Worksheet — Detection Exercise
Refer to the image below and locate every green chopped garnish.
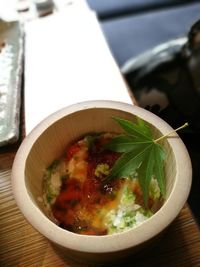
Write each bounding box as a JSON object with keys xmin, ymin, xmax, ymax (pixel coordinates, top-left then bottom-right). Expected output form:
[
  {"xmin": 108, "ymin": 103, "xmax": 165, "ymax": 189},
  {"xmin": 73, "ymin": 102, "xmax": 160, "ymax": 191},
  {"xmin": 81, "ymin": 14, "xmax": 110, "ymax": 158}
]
[
  {"xmin": 95, "ymin": 163, "xmax": 110, "ymax": 177},
  {"xmin": 61, "ymin": 174, "xmax": 68, "ymax": 180},
  {"xmin": 85, "ymin": 134, "xmax": 99, "ymax": 149},
  {"xmin": 48, "ymin": 160, "xmax": 60, "ymax": 172},
  {"xmin": 120, "ymin": 185, "xmax": 135, "ymax": 205},
  {"xmin": 46, "ymin": 192, "xmax": 55, "ymax": 203}
]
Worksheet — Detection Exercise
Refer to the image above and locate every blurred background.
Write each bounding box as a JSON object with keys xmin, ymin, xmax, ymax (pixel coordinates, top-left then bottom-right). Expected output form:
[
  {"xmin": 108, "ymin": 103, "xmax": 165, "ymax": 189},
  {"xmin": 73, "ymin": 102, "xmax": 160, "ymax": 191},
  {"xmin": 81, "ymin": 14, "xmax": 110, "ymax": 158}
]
[
  {"xmin": 94, "ymin": 0, "xmax": 200, "ymax": 224},
  {"xmin": 1, "ymin": 0, "xmax": 200, "ymax": 224}
]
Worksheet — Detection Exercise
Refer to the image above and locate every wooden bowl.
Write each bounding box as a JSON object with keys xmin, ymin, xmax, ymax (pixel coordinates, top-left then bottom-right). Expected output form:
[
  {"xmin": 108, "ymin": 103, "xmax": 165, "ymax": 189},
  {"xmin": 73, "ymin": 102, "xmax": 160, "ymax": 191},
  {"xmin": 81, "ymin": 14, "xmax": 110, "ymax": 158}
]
[{"xmin": 11, "ymin": 100, "xmax": 192, "ymax": 264}]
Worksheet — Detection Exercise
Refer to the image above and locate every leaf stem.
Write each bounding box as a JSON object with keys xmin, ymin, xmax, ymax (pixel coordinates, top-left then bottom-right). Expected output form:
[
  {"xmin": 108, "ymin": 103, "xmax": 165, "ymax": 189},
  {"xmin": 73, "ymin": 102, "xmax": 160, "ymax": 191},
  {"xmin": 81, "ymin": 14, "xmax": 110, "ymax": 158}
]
[{"xmin": 154, "ymin": 123, "xmax": 189, "ymax": 143}]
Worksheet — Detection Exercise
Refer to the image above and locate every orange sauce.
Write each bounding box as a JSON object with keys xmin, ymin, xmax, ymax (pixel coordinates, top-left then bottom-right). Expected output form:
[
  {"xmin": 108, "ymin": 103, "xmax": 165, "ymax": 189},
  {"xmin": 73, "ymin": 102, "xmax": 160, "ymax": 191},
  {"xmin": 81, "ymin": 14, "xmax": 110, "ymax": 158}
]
[
  {"xmin": 48, "ymin": 134, "xmax": 161, "ymax": 235},
  {"xmin": 52, "ymin": 134, "xmax": 124, "ymax": 235}
]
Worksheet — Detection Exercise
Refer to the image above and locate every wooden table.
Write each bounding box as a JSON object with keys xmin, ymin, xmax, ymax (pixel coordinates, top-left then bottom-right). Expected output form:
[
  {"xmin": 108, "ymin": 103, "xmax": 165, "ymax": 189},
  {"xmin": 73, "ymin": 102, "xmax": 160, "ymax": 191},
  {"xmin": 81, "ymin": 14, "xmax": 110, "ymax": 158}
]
[
  {"xmin": 0, "ymin": 109, "xmax": 200, "ymax": 267},
  {"xmin": 0, "ymin": 7, "xmax": 200, "ymax": 265}
]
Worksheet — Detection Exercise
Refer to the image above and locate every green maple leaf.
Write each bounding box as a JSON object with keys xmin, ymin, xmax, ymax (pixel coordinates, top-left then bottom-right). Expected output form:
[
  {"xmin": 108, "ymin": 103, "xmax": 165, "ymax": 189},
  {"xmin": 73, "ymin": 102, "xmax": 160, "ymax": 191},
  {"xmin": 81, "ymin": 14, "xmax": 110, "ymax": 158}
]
[{"xmin": 105, "ymin": 117, "xmax": 188, "ymax": 206}]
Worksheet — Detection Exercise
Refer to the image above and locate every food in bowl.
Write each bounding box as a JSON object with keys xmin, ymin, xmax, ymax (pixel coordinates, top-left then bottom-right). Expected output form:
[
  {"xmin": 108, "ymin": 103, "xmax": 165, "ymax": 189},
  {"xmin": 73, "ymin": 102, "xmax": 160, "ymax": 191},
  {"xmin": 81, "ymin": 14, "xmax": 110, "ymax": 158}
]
[
  {"xmin": 12, "ymin": 101, "xmax": 192, "ymax": 263},
  {"xmin": 43, "ymin": 117, "xmax": 167, "ymax": 235}
]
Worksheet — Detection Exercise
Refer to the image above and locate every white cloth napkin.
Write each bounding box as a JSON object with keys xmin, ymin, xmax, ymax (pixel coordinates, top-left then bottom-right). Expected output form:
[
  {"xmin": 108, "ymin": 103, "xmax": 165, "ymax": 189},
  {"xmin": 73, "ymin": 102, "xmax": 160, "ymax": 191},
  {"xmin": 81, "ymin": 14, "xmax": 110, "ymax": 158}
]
[{"xmin": 25, "ymin": 3, "xmax": 133, "ymax": 133}]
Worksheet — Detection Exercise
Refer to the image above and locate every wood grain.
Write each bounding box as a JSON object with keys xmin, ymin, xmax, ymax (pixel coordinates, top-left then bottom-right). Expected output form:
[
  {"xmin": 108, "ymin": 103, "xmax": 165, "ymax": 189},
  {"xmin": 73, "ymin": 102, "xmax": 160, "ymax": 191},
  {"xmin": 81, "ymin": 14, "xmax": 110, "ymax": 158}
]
[
  {"xmin": 0, "ymin": 140, "xmax": 200, "ymax": 267},
  {"xmin": 0, "ymin": 12, "xmax": 199, "ymax": 263}
]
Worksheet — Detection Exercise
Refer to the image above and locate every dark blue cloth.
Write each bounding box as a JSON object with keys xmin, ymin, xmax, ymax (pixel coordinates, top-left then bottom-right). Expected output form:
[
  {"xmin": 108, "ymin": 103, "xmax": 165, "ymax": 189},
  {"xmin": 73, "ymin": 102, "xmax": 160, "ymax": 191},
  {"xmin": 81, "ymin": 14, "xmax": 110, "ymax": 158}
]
[
  {"xmin": 101, "ymin": 2, "xmax": 200, "ymax": 66},
  {"xmin": 87, "ymin": 0, "xmax": 200, "ymax": 19},
  {"xmin": 88, "ymin": 0, "xmax": 200, "ymax": 223}
]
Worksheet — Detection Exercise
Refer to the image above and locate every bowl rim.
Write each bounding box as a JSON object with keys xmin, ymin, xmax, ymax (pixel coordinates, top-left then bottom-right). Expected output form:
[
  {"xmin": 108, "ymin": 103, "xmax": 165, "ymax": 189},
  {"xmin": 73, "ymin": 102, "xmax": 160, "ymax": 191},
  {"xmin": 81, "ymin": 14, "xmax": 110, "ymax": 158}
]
[{"xmin": 11, "ymin": 100, "xmax": 192, "ymax": 253}]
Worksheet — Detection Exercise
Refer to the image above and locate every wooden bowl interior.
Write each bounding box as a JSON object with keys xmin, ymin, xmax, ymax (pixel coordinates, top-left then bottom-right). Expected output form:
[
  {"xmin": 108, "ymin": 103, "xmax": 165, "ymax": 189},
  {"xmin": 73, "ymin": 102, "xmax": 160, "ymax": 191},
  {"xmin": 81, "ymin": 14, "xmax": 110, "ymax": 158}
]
[{"xmin": 25, "ymin": 108, "xmax": 176, "ymax": 218}]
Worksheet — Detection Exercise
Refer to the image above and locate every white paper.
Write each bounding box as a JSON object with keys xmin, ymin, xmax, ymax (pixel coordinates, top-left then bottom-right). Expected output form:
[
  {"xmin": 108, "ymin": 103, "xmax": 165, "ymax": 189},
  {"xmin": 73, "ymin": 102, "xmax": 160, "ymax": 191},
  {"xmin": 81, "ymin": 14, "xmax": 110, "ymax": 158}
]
[{"xmin": 25, "ymin": 4, "xmax": 133, "ymax": 133}]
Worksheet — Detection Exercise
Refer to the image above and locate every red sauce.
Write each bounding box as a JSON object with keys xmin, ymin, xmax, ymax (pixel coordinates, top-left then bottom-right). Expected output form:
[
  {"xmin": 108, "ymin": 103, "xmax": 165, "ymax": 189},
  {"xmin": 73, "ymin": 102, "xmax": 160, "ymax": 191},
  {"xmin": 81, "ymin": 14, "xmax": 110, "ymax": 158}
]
[{"xmin": 52, "ymin": 134, "xmax": 122, "ymax": 235}]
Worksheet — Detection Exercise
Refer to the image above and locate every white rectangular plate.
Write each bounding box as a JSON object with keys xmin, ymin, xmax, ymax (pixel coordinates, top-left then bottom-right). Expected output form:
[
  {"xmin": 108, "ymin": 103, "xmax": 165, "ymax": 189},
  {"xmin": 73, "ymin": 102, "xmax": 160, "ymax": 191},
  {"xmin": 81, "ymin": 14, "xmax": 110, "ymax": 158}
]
[{"xmin": 0, "ymin": 20, "xmax": 23, "ymax": 147}]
